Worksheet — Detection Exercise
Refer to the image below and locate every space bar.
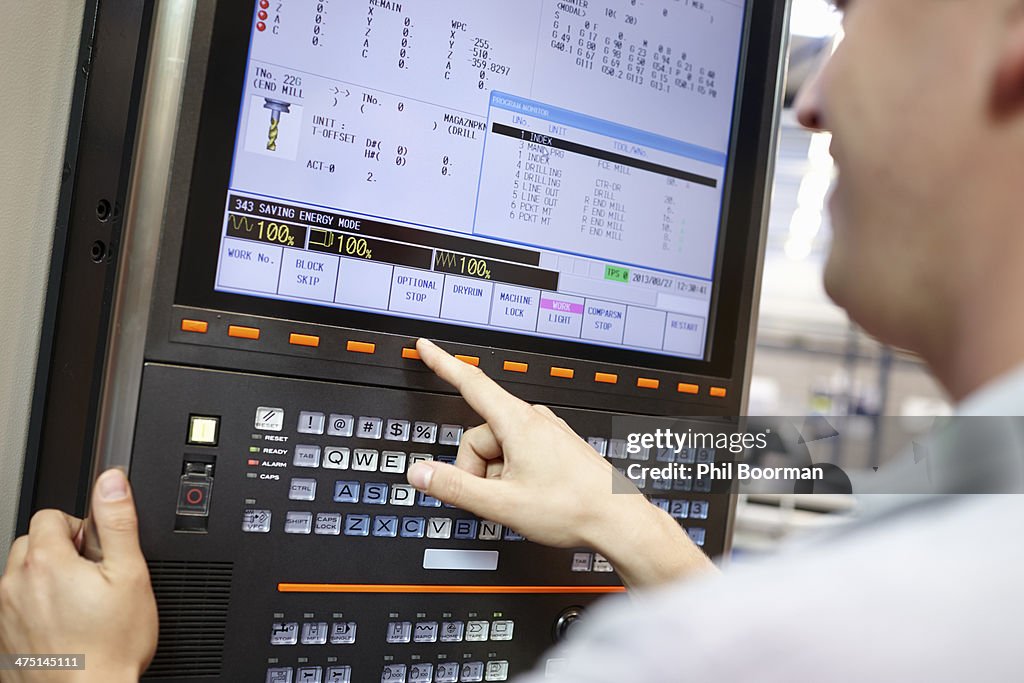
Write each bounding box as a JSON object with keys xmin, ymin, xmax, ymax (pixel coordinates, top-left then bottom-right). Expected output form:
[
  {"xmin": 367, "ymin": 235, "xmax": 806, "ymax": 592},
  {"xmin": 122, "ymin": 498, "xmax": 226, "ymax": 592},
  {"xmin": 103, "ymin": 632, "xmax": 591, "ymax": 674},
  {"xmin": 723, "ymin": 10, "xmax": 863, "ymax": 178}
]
[{"xmin": 423, "ymin": 549, "xmax": 499, "ymax": 571}]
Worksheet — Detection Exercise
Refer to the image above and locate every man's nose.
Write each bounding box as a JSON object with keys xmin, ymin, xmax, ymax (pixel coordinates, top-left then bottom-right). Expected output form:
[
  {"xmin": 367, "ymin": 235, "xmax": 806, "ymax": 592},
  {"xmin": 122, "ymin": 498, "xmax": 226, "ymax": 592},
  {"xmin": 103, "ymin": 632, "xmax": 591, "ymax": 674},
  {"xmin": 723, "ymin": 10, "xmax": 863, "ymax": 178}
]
[{"xmin": 794, "ymin": 57, "xmax": 830, "ymax": 132}]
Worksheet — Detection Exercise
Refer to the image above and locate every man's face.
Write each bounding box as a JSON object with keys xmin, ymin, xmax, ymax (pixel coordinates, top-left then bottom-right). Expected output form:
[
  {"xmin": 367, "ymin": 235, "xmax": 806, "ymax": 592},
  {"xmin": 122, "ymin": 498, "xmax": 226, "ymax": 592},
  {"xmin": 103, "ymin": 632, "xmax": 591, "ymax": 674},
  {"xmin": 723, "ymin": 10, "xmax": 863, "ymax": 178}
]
[{"xmin": 796, "ymin": 0, "xmax": 1013, "ymax": 353}]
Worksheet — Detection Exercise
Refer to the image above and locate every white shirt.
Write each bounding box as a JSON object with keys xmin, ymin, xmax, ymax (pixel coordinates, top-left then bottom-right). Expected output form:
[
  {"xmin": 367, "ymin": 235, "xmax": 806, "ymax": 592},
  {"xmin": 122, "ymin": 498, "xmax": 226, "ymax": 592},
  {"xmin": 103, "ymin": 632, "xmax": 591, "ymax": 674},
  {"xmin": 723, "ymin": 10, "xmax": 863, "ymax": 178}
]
[{"xmin": 516, "ymin": 368, "xmax": 1024, "ymax": 682}]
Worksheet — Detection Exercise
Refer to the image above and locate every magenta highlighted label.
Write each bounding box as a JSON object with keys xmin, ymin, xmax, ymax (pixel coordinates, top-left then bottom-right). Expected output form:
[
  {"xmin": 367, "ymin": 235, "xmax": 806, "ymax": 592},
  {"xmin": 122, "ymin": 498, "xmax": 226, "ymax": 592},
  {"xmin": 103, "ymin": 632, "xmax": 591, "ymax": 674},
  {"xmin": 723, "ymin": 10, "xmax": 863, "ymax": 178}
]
[{"xmin": 540, "ymin": 298, "xmax": 584, "ymax": 314}]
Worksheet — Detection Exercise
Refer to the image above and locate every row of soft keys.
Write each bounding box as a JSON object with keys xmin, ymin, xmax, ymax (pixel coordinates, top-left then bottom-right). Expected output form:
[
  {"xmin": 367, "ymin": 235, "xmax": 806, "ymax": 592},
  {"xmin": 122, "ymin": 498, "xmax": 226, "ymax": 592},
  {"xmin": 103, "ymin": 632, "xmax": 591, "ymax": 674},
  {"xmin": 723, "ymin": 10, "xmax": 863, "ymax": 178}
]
[{"xmin": 265, "ymin": 659, "xmax": 510, "ymax": 682}]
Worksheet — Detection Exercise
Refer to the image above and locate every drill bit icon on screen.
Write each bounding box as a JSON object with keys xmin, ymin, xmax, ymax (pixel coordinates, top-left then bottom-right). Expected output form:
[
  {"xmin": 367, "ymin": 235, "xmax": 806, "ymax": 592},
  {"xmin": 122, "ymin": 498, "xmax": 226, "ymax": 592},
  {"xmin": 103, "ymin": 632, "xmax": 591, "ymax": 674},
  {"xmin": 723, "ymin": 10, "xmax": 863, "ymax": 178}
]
[{"xmin": 263, "ymin": 98, "xmax": 291, "ymax": 151}]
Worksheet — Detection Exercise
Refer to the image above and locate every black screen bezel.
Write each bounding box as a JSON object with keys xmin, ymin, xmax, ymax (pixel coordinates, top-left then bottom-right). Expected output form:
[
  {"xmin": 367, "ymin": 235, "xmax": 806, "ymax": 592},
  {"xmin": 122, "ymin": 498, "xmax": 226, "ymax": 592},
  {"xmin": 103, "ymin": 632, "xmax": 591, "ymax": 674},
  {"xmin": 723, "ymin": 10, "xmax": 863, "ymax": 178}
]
[{"xmin": 175, "ymin": 0, "xmax": 776, "ymax": 378}]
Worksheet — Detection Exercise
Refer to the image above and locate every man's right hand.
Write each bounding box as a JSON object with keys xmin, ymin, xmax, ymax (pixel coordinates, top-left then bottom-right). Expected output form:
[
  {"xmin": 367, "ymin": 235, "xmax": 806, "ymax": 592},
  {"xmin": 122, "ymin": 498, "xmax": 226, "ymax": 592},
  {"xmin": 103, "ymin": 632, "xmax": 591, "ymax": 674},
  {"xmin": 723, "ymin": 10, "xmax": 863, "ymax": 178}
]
[{"xmin": 406, "ymin": 339, "xmax": 716, "ymax": 588}]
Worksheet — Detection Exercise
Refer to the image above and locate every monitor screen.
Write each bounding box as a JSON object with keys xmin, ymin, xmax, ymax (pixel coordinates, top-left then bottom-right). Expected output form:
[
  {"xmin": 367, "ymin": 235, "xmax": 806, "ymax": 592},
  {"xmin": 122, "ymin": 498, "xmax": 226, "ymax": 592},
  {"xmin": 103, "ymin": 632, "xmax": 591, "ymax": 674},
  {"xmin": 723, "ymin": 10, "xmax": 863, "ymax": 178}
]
[{"xmin": 210, "ymin": 0, "xmax": 748, "ymax": 362}]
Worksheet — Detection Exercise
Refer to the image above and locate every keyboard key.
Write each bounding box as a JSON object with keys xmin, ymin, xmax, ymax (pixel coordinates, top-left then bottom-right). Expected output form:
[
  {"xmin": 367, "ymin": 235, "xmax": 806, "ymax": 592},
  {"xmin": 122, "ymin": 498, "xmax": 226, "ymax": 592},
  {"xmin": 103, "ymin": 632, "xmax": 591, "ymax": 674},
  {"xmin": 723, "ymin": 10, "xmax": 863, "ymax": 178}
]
[
  {"xmin": 380, "ymin": 663, "xmax": 407, "ymax": 682},
  {"xmin": 571, "ymin": 552, "xmax": 592, "ymax": 572},
  {"xmin": 390, "ymin": 484, "xmax": 415, "ymax": 506},
  {"xmin": 267, "ymin": 667, "xmax": 293, "ymax": 683},
  {"xmin": 344, "ymin": 514, "xmax": 369, "ymax": 536},
  {"xmin": 409, "ymin": 453, "xmax": 433, "ymax": 465},
  {"xmin": 440, "ymin": 620, "xmax": 464, "ymax": 642},
  {"xmin": 333, "ymin": 481, "xmax": 360, "ymax": 503},
  {"xmin": 400, "ymin": 516, "xmax": 426, "ymax": 538},
  {"xmin": 607, "ymin": 439, "xmax": 627, "ymax": 459},
  {"xmin": 409, "ymin": 663, "xmax": 433, "ymax": 683},
  {"xmin": 478, "ymin": 521, "xmax": 502, "ymax": 541},
  {"xmin": 297, "ymin": 411, "xmax": 325, "ymax": 435},
  {"xmin": 461, "ymin": 661, "xmax": 484, "ymax": 682},
  {"xmin": 687, "ymin": 527, "xmax": 706, "ymax": 546},
  {"xmin": 386, "ymin": 621, "xmax": 412, "ymax": 643},
  {"xmin": 270, "ymin": 622, "xmax": 298, "ymax": 645},
  {"xmin": 413, "ymin": 621, "xmax": 438, "ymax": 643},
  {"xmin": 301, "ymin": 622, "xmax": 328, "ymax": 645},
  {"xmin": 689, "ymin": 500, "xmax": 709, "ymax": 519},
  {"xmin": 322, "ymin": 446, "xmax": 350, "ymax": 470},
  {"xmin": 314, "ymin": 513, "xmax": 342, "ymax": 535},
  {"xmin": 669, "ymin": 500, "xmax": 690, "ymax": 519},
  {"xmin": 418, "ymin": 492, "xmax": 442, "ymax": 508},
  {"xmin": 327, "ymin": 414, "xmax": 354, "ymax": 437},
  {"xmin": 329, "ymin": 621, "xmax": 357, "ymax": 644},
  {"xmin": 351, "ymin": 449, "xmax": 379, "ymax": 472},
  {"xmin": 435, "ymin": 662, "xmax": 460, "ymax": 683},
  {"xmin": 427, "ymin": 517, "xmax": 453, "ymax": 539},
  {"xmin": 629, "ymin": 444, "xmax": 650, "ymax": 461},
  {"xmin": 412, "ymin": 421, "xmax": 438, "ymax": 443},
  {"xmin": 466, "ymin": 620, "xmax": 489, "ymax": 642},
  {"xmin": 243, "ymin": 509, "xmax": 271, "ymax": 533},
  {"xmin": 485, "ymin": 660, "xmax": 509, "ymax": 681},
  {"xmin": 325, "ymin": 666, "xmax": 351, "ymax": 683},
  {"xmin": 362, "ymin": 482, "xmax": 389, "ymax": 505},
  {"xmin": 490, "ymin": 620, "xmax": 514, "ymax": 641},
  {"xmin": 356, "ymin": 416, "xmax": 383, "ymax": 439},
  {"xmin": 293, "ymin": 445, "xmax": 321, "ymax": 468},
  {"xmin": 284, "ymin": 511, "xmax": 313, "ymax": 534},
  {"xmin": 380, "ymin": 451, "xmax": 407, "ymax": 473},
  {"xmin": 673, "ymin": 478, "xmax": 693, "ymax": 492},
  {"xmin": 372, "ymin": 515, "xmax": 398, "ymax": 537},
  {"xmin": 297, "ymin": 667, "xmax": 322, "ymax": 683},
  {"xmin": 438, "ymin": 424, "xmax": 463, "ymax": 445},
  {"xmin": 587, "ymin": 437, "xmax": 607, "ymax": 455},
  {"xmin": 385, "ymin": 419, "xmax": 411, "ymax": 441},
  {"xmin": 288, "ymin": 478, "xmax": 317, "ymax": 501},
  {"xmin": 255, "ymin": 407, "xmax": 284, "ymax": 432},
  {"xmin": 453, "ymin": 518, "xmax": 478, "ymax": 539}
]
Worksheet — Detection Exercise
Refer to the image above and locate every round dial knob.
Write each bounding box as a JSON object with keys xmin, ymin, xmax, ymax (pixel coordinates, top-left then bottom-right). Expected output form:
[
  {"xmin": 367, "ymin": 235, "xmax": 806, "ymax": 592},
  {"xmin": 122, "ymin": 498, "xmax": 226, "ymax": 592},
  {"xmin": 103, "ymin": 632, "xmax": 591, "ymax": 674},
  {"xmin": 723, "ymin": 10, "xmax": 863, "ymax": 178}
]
[{"xmin": 554, "ymin": 606, "xmax": 584, "ymax": 641}]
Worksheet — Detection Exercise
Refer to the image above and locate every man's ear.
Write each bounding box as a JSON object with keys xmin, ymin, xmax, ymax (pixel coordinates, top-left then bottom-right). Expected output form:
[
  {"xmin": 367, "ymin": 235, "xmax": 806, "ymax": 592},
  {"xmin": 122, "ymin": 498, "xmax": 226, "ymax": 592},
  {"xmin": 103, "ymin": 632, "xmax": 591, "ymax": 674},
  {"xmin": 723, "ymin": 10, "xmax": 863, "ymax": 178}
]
[{"xmin": 991, "ymin": 10, "xmax": 1024, "ymax": 118}]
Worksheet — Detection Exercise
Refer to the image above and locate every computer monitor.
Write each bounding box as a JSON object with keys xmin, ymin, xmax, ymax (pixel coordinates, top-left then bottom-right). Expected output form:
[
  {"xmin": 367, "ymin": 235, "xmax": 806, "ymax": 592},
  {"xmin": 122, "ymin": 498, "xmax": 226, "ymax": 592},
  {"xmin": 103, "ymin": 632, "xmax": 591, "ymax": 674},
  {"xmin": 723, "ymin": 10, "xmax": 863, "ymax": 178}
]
[{"xmin": 174, "ymin": 0, "xmax": 782, "ymax": 383}]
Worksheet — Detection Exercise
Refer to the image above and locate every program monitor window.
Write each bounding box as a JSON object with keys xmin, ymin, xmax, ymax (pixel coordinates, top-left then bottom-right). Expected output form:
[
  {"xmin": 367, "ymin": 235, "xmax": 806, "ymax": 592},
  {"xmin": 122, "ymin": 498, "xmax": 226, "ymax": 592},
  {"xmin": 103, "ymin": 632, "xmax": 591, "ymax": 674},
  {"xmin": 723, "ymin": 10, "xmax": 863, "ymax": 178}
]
[{"xmin": 215, "ymin": 0, "xmax": 747, "ymax": 360}]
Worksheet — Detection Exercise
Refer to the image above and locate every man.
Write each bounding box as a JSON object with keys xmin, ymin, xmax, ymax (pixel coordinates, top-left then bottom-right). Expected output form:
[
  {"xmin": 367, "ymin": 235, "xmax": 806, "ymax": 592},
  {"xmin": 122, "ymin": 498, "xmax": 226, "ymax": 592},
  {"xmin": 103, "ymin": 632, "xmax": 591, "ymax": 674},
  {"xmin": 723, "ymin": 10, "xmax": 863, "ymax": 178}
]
[{"xmin": 5, "ymin": 0, "xmax": 1024, "ymax": 679}]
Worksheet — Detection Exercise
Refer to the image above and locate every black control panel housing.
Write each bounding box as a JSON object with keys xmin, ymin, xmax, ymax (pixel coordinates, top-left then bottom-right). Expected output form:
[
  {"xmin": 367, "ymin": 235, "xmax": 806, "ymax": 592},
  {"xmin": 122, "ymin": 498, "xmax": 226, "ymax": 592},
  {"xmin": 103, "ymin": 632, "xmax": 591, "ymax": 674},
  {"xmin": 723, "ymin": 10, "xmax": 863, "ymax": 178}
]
[{"xmin": 21, "ymin": 1, "xmax": 789, "ymax": 681}]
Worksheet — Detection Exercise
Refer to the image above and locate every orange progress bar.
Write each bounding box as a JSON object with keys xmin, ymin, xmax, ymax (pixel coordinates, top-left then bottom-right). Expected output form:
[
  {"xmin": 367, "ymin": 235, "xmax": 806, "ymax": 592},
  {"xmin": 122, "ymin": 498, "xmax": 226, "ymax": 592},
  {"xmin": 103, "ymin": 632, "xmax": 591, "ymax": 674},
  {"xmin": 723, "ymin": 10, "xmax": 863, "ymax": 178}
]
[{"xmin": 278, "ymin": 583, "xmax": 626, "ymax": 595}]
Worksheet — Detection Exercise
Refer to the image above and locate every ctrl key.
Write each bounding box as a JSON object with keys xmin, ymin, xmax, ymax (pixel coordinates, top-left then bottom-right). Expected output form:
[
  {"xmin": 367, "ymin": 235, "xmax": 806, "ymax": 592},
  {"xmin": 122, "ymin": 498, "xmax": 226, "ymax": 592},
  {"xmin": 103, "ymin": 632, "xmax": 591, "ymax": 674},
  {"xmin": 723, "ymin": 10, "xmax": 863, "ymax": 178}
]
[{"xmin": 242, "ymin": 509, "xmax": 271, "ymax": 533}]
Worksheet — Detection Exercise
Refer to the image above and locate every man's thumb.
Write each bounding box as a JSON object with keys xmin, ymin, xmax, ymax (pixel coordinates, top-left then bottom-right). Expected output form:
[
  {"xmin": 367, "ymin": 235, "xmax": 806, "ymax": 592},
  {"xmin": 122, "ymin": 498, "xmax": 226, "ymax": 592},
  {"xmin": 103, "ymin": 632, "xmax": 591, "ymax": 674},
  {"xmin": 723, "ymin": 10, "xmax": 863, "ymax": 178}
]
[
  {"xmin": 407, "ymin": 461, "xmax": 495, "ymax": 513},
  {"xmin": 91, "ymin": 468, "xmax": 144, "ymax": 565}
]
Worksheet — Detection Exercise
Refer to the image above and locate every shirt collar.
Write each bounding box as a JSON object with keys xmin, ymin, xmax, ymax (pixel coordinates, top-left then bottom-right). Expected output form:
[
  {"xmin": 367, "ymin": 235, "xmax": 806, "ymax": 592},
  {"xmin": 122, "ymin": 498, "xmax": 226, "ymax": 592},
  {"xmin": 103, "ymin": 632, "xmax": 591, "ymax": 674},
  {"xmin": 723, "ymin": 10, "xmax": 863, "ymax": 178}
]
[{"xmin": 956, "ymin": 364, "xmax": 1024, "ymax": 416}]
